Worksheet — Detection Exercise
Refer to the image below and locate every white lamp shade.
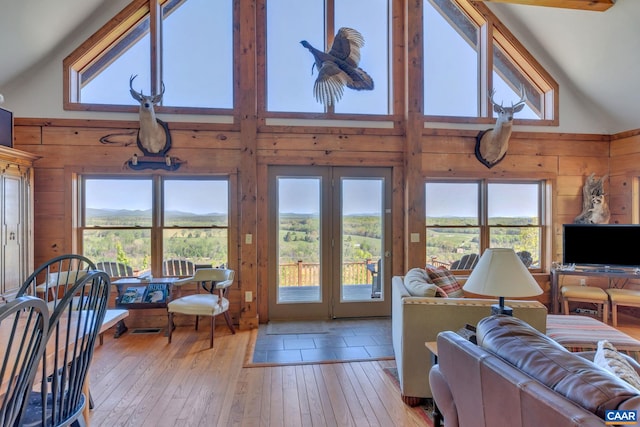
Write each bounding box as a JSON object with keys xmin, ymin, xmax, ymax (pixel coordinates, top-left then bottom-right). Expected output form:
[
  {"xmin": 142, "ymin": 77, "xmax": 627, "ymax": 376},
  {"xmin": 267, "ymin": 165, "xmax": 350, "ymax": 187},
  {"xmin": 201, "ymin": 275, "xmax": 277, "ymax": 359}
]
[{"xmin": 462, "ymin": 248, "xmax": 542, "ymax": 298}]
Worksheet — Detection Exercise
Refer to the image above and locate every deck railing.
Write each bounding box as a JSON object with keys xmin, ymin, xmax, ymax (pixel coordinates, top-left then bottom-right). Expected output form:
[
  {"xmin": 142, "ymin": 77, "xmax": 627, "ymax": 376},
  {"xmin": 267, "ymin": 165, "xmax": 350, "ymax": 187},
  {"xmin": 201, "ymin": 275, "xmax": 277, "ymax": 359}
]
[{"xmin": 279, "ymin": 260, "xmax": 378, "ymax": 287}]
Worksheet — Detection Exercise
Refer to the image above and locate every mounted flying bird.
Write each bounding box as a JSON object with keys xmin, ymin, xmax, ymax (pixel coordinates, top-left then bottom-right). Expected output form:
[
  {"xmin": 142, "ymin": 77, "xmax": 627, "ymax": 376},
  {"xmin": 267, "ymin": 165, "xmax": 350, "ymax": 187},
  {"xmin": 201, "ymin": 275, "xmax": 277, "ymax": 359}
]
[{"xmin": 300, "ymin": 27, "xmax": 374, "ymax": 107}]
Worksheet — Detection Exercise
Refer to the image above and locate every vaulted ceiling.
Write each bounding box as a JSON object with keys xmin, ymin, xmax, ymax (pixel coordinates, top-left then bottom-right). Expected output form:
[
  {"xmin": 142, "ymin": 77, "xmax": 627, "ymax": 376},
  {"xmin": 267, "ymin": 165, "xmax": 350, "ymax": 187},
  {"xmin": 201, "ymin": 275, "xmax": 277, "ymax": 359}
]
[{"xmin": 0, "ymin": 0, "xmax": 637, "ymax": 133}]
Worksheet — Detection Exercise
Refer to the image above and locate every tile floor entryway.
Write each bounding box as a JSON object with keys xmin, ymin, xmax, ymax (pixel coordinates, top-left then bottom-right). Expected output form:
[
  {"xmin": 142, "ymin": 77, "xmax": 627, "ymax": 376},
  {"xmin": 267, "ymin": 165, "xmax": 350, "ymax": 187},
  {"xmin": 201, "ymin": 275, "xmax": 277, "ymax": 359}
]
[{"xmin": 251, "ymin": 318, "xmax": 393, "ymax": 364}]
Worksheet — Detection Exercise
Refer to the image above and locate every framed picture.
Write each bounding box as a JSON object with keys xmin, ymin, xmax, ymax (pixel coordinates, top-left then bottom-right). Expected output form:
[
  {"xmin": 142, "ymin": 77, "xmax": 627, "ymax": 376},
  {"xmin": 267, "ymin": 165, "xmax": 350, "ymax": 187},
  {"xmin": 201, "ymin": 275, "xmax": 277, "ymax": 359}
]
[{"xmin": 0, "ymin": 107, "xmax": 13, "ymax": 148}]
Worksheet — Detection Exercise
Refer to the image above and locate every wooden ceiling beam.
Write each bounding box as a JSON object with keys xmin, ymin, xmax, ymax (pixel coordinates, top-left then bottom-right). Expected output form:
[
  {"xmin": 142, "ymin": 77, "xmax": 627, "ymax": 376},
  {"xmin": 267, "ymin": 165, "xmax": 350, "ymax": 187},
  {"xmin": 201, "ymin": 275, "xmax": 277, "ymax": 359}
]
[{"xmin": 474, "ymin": 0, "xmax": 615, "ymax": 12}]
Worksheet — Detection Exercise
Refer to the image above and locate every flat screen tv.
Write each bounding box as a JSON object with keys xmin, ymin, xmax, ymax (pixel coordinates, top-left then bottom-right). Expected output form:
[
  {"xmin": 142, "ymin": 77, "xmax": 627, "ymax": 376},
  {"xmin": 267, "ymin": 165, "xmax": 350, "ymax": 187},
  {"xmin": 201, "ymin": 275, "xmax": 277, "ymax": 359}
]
[{"xmin": 562, "ymin": 224, "xmax": 640, "ymax": 268}]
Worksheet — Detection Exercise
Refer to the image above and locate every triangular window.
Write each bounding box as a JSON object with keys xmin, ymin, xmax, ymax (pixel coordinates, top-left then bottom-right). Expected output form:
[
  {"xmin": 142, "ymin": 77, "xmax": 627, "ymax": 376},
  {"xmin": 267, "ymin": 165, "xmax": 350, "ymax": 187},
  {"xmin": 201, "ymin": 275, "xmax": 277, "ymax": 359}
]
[
  {"xmin": 64, "ymin": 0, "xmax": 234, "ymax": 112},
  {"xmin": 424, "ymin": 0, "xmax": 557, "ymax": 123}
]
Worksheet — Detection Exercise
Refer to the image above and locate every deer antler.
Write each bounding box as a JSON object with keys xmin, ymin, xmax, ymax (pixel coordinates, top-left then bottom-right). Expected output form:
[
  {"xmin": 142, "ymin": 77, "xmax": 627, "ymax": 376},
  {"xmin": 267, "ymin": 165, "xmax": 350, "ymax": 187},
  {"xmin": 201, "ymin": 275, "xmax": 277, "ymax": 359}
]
[
  {"xmin": 512, "ymin": 83, "xmax": 527, "ymax": 108},
  {"xmin": 151, "ymin": 82, "xmax": 165, "ymax": 105},
  {"xmin": 129, "ymin": 74, "xmax": 144, "ymax": 102},
  {"xmin": 488, "ymin": 88, "xmax": 499, "ymax": 107}
]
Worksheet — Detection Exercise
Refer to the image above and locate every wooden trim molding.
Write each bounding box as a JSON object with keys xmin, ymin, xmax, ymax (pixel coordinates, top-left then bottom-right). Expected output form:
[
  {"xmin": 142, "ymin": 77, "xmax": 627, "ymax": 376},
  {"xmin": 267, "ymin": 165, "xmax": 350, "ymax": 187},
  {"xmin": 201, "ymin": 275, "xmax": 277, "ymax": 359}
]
[{"xmin": 474, "ymin": 0, "xmax": 615, "ymax": 12}]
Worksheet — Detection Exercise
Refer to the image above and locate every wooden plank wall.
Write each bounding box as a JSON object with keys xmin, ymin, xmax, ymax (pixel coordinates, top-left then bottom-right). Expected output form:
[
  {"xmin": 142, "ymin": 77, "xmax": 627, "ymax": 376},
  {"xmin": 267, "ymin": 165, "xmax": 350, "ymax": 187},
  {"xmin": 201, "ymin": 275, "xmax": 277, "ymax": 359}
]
[{"xmin": 13, "ymin": 117, "xmax": 618, "ymax": 323}]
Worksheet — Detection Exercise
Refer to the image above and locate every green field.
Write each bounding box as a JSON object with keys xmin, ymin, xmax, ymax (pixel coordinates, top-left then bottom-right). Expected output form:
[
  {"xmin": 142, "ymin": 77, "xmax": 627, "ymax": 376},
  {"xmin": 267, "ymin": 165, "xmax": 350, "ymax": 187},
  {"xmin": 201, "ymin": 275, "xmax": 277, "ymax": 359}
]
[{"xmin": 83, "ymin": 210, "xmax": 539, "ymax": 271}]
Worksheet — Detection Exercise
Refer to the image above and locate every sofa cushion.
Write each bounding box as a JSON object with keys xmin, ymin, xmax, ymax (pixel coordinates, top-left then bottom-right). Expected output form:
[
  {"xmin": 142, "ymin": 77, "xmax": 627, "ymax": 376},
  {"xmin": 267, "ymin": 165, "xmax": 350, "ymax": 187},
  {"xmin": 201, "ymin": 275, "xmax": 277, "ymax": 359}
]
[
  {"xmin": 425, "ymin": 265, "xmax": 464, "ymax": 298},
  {"xmin": 594, "ymin": 340, "xmax": 640, "ymax": 391},
  {"xmin": 477, "ymin": 315, "xmax": 640, "ymax": 418},
  {"xmin": 403, "ymin": 268, "xmax": 447, "ymax": 297}
]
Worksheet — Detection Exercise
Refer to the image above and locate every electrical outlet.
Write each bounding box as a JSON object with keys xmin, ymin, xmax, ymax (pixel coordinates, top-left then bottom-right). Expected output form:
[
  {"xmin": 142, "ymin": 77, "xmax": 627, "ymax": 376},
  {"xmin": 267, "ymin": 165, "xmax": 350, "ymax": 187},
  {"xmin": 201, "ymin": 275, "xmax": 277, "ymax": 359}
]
[
  {"xmin": 580, "ymin": 278, "xmax": 586, "ymax": 286},
  {"xmin": 245, "ymin": 291, "xmax": 252, "ymax": 302}
]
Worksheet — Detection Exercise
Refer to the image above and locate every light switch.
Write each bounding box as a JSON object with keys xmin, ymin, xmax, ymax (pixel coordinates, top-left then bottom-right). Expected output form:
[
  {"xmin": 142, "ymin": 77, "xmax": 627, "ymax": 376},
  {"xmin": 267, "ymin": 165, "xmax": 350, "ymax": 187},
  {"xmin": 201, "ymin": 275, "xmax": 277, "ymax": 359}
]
[
  {"xmin": 245, "ymin": 233, "xmax": 252, "ymax": 244},
  {"xmin": 245, "ymin": 291, "xmax": 252, "ymax": 302},
  {"xmin": 410, "ymin": 233, "xmax": 420, "ymax": 243}
]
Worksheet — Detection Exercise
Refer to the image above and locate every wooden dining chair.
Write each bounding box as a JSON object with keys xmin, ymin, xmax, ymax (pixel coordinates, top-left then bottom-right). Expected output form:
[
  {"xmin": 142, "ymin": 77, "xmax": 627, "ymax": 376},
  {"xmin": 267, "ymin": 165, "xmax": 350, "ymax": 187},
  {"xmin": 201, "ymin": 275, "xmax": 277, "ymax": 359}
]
[
  {"xmin": 18, "ymin": 254, "xmax": 97, "ymax": 310},
  {"xmin": 0, "ymin": 296, "xmax": 49, "ymax": 427},
  {"xmin": 19, "ymin": 270, "xmax": 111, "ymax": 427},
  {"xmin": 96, "ymin": 261, "xmax": 133, "ymax": 278},
  {"xmin": 167, "ymin": 268, "xmax": 236, "ymax": 348},
  {"xmin": 162, "ymin": 259, "xmax": 196, "ymax": 277}
]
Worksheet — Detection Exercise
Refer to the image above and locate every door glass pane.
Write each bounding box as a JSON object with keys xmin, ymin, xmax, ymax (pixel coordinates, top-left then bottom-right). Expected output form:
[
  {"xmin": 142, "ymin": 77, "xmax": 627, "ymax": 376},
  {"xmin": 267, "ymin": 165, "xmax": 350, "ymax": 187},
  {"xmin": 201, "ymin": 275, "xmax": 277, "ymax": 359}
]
[
  {"xmin": 277, "ymin": 177, "xmax": 321, "ymax": 303},
  {"xmin": 341, "ymin": 178, "xmax": 383, "ymax": 301}
]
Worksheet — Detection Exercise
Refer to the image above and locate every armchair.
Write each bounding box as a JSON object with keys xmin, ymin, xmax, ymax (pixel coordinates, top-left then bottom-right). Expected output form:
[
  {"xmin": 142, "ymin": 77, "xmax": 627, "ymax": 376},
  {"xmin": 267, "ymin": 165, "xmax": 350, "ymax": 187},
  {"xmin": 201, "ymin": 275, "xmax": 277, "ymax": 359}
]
[{"xmin": 167, "ymin": 268, "xmax": 236, "ymax": 348}]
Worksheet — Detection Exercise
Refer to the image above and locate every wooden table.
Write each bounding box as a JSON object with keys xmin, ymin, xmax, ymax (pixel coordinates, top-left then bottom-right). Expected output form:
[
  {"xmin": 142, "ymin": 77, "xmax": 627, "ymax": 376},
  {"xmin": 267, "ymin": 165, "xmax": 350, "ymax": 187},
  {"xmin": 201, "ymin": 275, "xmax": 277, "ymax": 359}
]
[{"xmin": 111, "ymin": 277, "xmax": 180, "ymax": 337}]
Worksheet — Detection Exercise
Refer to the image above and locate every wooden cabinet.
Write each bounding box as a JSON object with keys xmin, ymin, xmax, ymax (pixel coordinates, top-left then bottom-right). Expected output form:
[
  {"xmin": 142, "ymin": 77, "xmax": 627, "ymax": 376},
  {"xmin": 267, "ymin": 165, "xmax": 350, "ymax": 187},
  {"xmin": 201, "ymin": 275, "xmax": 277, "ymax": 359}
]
[{"xmin": 0, "ymin": 146, "xmax": 38, "ymax": 300}]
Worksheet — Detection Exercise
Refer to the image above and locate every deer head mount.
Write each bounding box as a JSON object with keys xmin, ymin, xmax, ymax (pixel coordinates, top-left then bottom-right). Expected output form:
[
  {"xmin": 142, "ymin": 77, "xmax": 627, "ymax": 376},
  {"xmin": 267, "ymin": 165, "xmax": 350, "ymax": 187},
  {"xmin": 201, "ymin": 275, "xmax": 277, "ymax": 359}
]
[
  {"xmin": 475, "ymin": 85, "xmax": 527, "ymax": 168},
  {"xmin": 126, "ymin": 75, "xmax": 182, "ymax": 171},
  {"xmin": 129, "ymin": 74, "xmax": 171, "ymax": 156}
]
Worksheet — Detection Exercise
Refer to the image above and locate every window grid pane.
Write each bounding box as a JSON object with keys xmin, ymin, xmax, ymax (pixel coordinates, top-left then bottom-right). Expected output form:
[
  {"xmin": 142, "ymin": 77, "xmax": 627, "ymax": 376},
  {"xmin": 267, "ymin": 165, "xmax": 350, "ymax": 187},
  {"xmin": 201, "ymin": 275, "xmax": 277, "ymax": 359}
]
[
  {"xmin": 426, "ymin": 180, "xmax": 544, "ymax": 271},
  {"xmin": 424, "ymin": 0, "xmax": 479, "ymax": 117},
  {"xmin": 81, "ymin": 176, "xmax": 229, "ymax": 274},
  {"xmin": 162, "ymin": 0, "xmax": 233, "ymax": 108}
]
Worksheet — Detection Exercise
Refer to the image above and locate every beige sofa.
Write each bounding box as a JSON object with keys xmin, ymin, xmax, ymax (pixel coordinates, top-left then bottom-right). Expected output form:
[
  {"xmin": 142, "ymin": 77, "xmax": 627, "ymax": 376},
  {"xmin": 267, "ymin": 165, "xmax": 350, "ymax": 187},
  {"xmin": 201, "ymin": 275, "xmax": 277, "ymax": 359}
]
[{"xmin": 391, "ymin": 275, "xmax": 548, "ymax": 405}]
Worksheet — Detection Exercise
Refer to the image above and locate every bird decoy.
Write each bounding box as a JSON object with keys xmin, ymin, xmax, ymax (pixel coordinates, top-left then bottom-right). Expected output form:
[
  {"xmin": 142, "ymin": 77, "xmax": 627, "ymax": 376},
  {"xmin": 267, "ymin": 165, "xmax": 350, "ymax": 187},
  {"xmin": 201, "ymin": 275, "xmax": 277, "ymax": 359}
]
[{"xmin": 300, "ymin": 27, "xmax": 374, "ymax": 107}]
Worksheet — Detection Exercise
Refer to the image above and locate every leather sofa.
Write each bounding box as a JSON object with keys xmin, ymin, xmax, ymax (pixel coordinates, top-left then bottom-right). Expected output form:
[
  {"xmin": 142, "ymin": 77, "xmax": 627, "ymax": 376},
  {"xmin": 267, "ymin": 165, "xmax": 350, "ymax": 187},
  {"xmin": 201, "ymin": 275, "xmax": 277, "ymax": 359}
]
[
  {"xmin": 430, "ymin": 315, "xmax": 640, "ymax": 427},
  {"xmin": 391, "ymin": 275, "xmax": 547, "ymax": 405}
]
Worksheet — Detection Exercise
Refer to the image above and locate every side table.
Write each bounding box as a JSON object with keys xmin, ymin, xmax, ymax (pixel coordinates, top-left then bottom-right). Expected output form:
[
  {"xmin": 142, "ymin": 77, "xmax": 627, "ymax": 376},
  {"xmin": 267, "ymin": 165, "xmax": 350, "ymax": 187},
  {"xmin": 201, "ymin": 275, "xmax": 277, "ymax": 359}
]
[
  {"xmin": 425, "ymin": 341, "xmax": 443, "ymax": 427},
  {"xmin": 111, "ymin": 277, "xmax": 181, "ymax": 337}
]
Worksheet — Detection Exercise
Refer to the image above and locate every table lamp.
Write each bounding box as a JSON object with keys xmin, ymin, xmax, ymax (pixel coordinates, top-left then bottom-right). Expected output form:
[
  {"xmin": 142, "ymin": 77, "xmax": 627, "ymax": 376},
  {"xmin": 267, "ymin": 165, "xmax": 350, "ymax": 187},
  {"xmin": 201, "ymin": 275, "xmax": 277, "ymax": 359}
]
[{"xmin": 462, "ymin": 248, "xmax": 542, "ymax": 316}]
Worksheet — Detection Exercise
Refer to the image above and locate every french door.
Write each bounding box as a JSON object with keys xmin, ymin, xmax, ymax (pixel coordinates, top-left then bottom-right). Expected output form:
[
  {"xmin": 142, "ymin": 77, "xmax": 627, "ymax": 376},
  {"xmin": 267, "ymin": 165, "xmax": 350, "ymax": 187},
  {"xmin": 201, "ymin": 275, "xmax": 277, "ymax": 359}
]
[{"xmin": 268, "ymin": 166, "xmax": 391, "ymax": 320}]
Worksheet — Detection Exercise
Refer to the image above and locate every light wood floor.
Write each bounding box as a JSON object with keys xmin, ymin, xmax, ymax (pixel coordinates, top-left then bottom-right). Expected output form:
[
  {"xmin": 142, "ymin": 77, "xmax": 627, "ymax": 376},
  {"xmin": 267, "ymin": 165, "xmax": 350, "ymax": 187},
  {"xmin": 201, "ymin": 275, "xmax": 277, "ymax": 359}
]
[
  {"xmin": 88, "ymin": 325, "xmax": 428, "ymax": 427},
  {"xmin": 88, "ymin": 314, "xmax": 640, "ymax": 427}
]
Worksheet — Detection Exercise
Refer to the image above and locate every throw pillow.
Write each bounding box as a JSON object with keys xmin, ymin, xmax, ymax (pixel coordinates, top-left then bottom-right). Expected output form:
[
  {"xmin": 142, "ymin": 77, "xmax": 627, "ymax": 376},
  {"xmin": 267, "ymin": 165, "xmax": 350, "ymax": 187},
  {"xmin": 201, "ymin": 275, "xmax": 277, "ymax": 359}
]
[
  {"xmin": 403, "ymin": 268, "xmax": 448, "ymax": 297},
  {"xmin": 425, "ymin": 265, "xmax": 464, "ymax": 298},
  {"xmin": 594, "ymin": 340, "xmax": 640, "ymax": 391}
]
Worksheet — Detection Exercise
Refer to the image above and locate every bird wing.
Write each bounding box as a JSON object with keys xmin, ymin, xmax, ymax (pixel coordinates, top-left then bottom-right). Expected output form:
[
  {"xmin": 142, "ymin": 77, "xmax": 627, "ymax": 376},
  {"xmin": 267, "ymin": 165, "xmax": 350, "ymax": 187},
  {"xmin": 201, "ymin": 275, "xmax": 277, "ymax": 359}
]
[
  {"xmin": 328, "ymin": 27, "xmax": 365, "ymax": 68},
  {"xmin": 343, "ymin": 67, "xmax": 374, "ymax": 91},
  {"xmin": 314, "ymin": 61, "xmax": 349, "ymax": 106}
]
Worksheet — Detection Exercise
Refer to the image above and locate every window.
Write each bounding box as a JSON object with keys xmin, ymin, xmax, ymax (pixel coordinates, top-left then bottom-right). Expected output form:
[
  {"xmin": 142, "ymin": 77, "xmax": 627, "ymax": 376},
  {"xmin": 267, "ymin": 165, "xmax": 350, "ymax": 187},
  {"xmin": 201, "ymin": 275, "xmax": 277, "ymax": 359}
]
[
  {"xmin": 264, "ymin": 0, "xmax": 390, "ymax": 115},
  {"xmin": 425, "ymin": 180, "xmax": 544, "ymax": 271},
  {"xmin": 80, "ymin": 176, "xmax": 229, "ymax": 274},
  {"xmin": 423, "ymin": 0, "xmax": 557, "ymax": 123},
  {"xmin": 64, "ymin": 0, "xmax": 234, "ymax": 111}
]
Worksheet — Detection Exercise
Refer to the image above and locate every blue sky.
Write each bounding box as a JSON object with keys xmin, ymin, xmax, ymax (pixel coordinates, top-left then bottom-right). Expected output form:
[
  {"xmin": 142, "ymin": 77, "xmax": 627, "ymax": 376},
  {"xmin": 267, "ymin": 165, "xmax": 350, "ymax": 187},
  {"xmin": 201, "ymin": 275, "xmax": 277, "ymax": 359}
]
[
  {"xmin": 278, "ymin": 177, "xmax": 383, "ymax": 215},
  {"xmin": 85, "ymin": 179, "xmax": 229, "ymax": 214}
]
